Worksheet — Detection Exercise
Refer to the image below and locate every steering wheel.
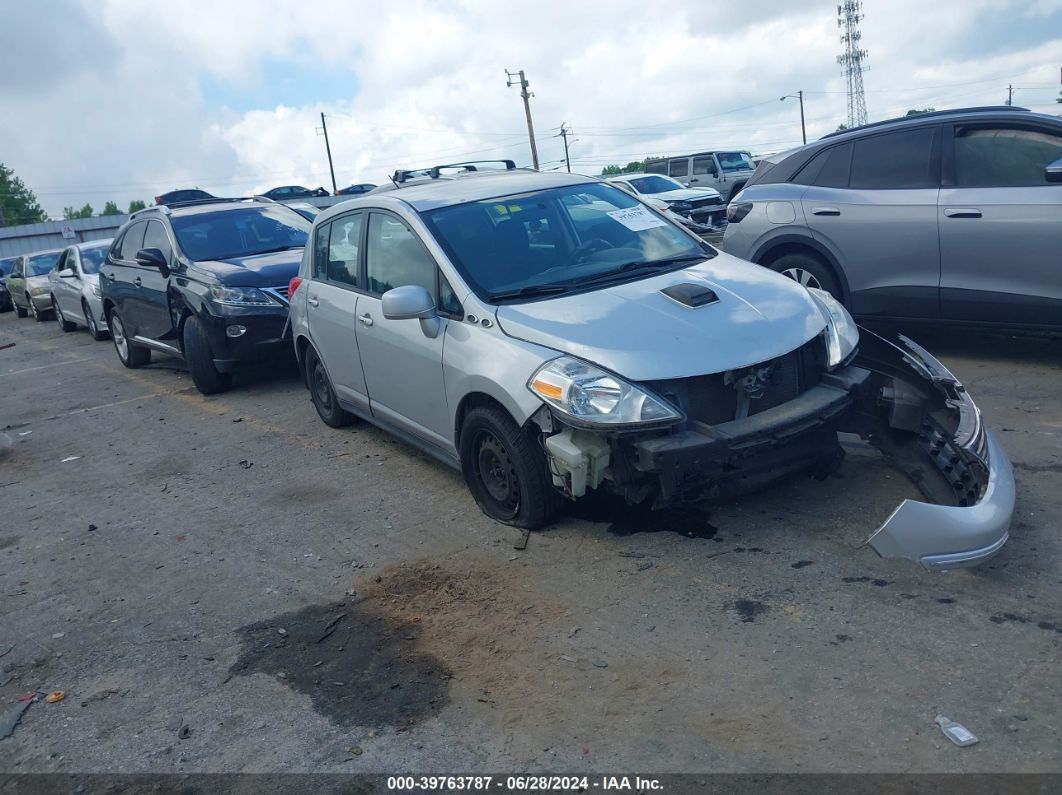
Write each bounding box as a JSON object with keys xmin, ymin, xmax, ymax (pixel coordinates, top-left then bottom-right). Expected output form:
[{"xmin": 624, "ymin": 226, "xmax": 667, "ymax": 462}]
[{"xmin": 565, "ymin": 237, "xmax": 614, "ymax": 265}]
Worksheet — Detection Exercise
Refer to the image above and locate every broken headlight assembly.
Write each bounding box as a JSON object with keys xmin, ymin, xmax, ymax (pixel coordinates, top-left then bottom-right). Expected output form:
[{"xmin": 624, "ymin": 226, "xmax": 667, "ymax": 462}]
[
  {"xmin": 807, "ymin": 287, "xmax": 859, "ymax": 369},
  {"xmin": 528, "ymin": 356, "xmax": 682, "ymax": 427}
]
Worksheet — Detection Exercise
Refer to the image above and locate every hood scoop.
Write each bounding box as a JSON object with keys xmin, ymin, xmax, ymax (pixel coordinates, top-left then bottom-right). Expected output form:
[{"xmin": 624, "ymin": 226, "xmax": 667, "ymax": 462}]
[{"xmin": 660, "ymin": 282, "xmax": 719, "ymax": 308}]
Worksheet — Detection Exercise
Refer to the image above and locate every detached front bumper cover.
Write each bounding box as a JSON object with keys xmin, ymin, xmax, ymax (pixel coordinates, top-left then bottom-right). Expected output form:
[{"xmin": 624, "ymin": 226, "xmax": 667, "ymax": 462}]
[{"xmin": 859, "ymin": 333, "xmax": 1014, "ymax": 570}]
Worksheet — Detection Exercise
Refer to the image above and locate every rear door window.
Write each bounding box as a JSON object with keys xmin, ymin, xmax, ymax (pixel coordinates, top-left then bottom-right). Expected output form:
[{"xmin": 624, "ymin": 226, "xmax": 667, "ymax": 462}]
[
  {"xmin": 849, "ymin": 127, "xmax": 938, "ymax": 189},
  {"xmin": 668, "ymin": 158, "xmax": 689, "ymax": 178},
  {"xmin": 953, "ymin": 125, "xmax": 1062, "ymax": 187}
]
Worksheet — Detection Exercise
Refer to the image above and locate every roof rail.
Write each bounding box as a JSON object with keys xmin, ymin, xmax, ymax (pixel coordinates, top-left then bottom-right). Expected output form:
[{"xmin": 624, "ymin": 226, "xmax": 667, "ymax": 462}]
[
  {"xmin": 130, "ymin": 205, "xmax": 168, "ymax": 218},
  {"xmin": 391, "ymin": 159, "xmax": 518, "ymax": 186},
  {"xmin": 821, "ymin": 106, "xmax": 1030, "ymax": 139}
]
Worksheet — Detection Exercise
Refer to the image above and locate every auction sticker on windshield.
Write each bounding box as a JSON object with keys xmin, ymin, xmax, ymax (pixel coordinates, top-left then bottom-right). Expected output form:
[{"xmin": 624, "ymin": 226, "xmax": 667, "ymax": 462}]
[{"xmin": 607, "ymin": 205, "xmax": 669, "ymax": 232}]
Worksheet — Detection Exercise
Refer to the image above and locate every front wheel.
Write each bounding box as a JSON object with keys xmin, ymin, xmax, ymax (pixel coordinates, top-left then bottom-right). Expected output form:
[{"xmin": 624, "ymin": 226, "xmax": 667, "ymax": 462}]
[
  {"xmin": 182, "ymin": 315, "xmax": 231, "ymax": 395},
  {"xmin": 84, "ymin": 301, "xmax": 107, "ymax": 341},
  {"xmin": 459, "ymin": 405, "xmax": 564, "ymax": 529},
  {"xmin": 14, "ymin": 302, "xmax": 27, "ymax": 318},
  {"xmin": 108, "ymin": 308, "xmax": 151, "ymax": 368},
  {"xmin": 29, "ymin": 296, "xmax": 50, "ymax": 322},
  {"xmin": 306, "ymin": 347, "xmax": 354, "ymax": 427},
  {"xmin": 55, "ymin": 299, "xmax": 77, "ymax": 332}
]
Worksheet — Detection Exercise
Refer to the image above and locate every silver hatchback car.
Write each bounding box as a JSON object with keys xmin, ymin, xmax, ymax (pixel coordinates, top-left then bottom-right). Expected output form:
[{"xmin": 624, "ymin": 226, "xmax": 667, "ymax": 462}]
[
  {"xmin": 289, "ymin": 162, "xmax": 1014, "ymax": 570},
  {"xmin": 722, "ymin": 106, "xmax": 1062, "ymax": 329}
]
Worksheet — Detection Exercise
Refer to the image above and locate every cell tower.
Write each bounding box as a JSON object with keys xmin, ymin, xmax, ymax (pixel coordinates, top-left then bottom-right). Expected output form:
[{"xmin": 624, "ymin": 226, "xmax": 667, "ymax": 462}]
[{"xmin": 837, "ymin": 1, "xmax": 868, "ymax": 128}]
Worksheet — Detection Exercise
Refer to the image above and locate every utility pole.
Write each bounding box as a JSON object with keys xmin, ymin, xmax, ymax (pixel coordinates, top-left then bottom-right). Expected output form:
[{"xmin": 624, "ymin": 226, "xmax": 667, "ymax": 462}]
[
  {"xmin": 557, "ymin": 123, "xmax": 572, "ymax": 172},
  {"xmin": 506, "ymin": 69, "xmax": 539, "ymax": 170},
  {"xmin": 781, "ymin": 91, "xmax": 806, "ymax": 145},
  {"xmin": 317, "ymin": 112, "xmax": 338, "ymax": 195},
  {"xmin": 1006, "ymin": 84, "xmax": 1014, "ymax": 105}
]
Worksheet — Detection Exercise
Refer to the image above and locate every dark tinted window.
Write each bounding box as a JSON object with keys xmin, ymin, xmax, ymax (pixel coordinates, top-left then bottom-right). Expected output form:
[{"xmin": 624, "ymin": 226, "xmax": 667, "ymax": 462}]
[
  {"xmin": 668, "ymin": 159, "xmax": 689, "ymax": 178},
  {"xmin": 0, "ymin": 256, "xmax": 17, "ymax": 276},
  {"xmin": 143, "ymin": 220, "xmax": 173, "ymax": 262},
  {"xmin": 120, "ymin": 222, "xmax": 146, "ymax": 260},
  {"xmin": 849, "ymin": 127, "xmax": 937, "ymax": 189},
  {"xmin": 954, "ymin": 125, "xmax": 1062, "ymax": 187},
  {"xmin": 814, "ymin": 143, "xmax": 853, "ymax": 188},
  {"xmin": 366, "ymin": 214, "xmax": 436, "ymax": 296},
  {"xmin": 692, "ymin": 156, "xmax": 717, "ymax": 176},
  {"xmin": 326, "ymin": 213, "xmax": 362, "ymax": 286},
  {"xmin": 170, "ymin": 206, "xmax": 309, "ymax": 261},
  {"xmin": 645, "ymin": 160, "xmax": 667, "ymax": 175},
  {"xmin": 78, "ymin": 246, "xmax": 107, "ymax": 274}
]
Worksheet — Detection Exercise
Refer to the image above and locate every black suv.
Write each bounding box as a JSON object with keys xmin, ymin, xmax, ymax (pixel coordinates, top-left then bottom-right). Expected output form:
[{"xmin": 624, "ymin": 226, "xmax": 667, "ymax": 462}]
[{"xmin": 99, "ymin": 198, "xmax": 310, "ymax": 394}]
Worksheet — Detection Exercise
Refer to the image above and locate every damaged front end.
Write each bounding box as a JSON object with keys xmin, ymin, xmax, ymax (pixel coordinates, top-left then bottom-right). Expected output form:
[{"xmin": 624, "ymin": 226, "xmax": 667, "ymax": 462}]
[
  {"xmin": 536, "ymin": 329, "xmax": 1013, "ymax": 571},
  {"xmin": 848, "ymin": 330, "xmax": 1013, "ymax": 570}
]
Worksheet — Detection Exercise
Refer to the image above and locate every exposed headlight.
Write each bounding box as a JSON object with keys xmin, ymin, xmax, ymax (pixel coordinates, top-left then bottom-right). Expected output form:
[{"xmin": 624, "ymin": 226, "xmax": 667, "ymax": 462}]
[
  {"xmin": 91, "ymin": 284, "xmax": 102, "ymax": 297},
  {"xmin": 807, "ymin": 287, "xmax": 859, "ymax": 368},
  {"xmin": 210, "ymin": 285, "xmax": 274, "ymax": 306},
  {"xmin": 30, "ymin": 285, "xmax": 48, "ymax": 296},
  {"xmin": 528, "ymin": 356, "xmax": 683, "ymax": 427},
  {"xmin": 668, "ymin": 200, "xmax": 693, "ymax": 211}
]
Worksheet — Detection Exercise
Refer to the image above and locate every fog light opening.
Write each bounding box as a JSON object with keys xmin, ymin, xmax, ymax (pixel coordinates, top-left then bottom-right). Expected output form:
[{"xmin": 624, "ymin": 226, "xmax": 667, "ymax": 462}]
[{"xmin": 226, "ymin": 325, "xmax": 247, "ymax": 338}]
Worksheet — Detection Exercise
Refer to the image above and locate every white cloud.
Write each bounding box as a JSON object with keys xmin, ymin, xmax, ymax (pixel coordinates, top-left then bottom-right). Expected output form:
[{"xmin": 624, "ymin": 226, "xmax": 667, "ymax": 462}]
[{"xmin": 1, "ymin": 0, "xmax": 1059, "ymax": 217}]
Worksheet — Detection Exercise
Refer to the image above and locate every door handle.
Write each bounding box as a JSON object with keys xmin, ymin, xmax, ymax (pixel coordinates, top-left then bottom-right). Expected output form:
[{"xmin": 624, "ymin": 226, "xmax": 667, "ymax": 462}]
[
  {"xmin": 943, "ymin": 208, "xmax": 982, "ymax": 218},
  {"xmin": 105, "ymin": 272, "xmax": 115, "ymax": 281},
  {"xmin": 133, "ymin": 277, "xmax": 142, "ymax": 287},
  {"xmin": 811, "ymin": 207, "xmax": 841, "ymax": 216},
  {"xmin": 358, "ymin": 313, "xmax": 374, "ymax": 327},
  {"xmin": 307, "ymin": 295, "xmax": 319, "ymax": 307}
]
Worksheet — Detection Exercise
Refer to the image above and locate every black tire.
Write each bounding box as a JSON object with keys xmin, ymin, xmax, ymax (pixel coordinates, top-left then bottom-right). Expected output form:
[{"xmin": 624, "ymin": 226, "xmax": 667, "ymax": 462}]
[
  {"xmin": 305, "ymin": 346, "xmax": 354, "ymax": 427},
  {"xmin": 108, "ymin": 307, "xmax": 151, "ymax": 368},
  {"xmin": 84, "ymin": 301, "xmax": 107, "ymax": 341},
  {"xmin": 55, "ymin": 298, "xmax": 77, "ymax": 332},
  {"xmin": 14, "ymin": 303, "xmax": 27, "ymax": 318},
  {"xmin": 459, "ymin": 405, "xmax": 565, "ymax": 529},
  {"xmin": 29, "ymin": 295, "xmax": 50, "ymax": 322},
  {"xmin": 770, "ymin": 252, "xmax": 843, "ymax": 302},
  {"xmin": 182, "ymin": 315, "xmax": 231, "ymax": 395}
]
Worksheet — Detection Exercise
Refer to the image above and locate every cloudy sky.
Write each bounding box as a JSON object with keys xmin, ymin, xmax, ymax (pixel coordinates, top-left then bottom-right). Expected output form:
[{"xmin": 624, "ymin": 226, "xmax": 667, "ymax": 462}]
[{"xmin": 1, "ymin": 0, "xmax": 1060, "ymax": 217}]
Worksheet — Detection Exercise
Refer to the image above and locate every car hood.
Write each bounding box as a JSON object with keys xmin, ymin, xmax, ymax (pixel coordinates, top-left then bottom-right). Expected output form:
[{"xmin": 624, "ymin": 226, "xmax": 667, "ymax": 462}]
[
  {"xmin": 25, "ymin": 274, "xmax": 50, "ymax": 289},
  {"xmin": 650, "ymin": 187, "xmax": 722, "ymax": 202},
  {"xmin": 193, "ymin": 249, "xmax": 303, "ymax": 286},
  {"xmin": 494, "ymin": 252, "xmax": 827, "ymax": 380}
]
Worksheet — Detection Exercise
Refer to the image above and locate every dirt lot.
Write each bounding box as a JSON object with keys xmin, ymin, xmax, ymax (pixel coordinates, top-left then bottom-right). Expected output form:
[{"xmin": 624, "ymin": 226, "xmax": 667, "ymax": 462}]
[{"xmin": 0, "ymin": 311, "xmax": 1059, "ymax": 774}]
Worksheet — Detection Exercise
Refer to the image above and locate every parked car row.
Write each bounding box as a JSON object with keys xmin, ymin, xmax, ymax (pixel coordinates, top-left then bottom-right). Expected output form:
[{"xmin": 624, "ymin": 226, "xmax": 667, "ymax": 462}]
[
  {"xmin": 6, "ymin": 114, "xmax": 1027, "ymax": 572},
  {"xmin": 154, "ymin": 182, "xmax": 378, "ymax": 206}
]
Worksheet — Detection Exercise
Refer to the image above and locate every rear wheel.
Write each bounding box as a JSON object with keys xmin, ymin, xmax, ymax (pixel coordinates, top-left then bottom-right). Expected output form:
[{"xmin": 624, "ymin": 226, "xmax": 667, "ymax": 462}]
[
  {"xmin": 306, "ymin": 347, "xmax": 354, "ymax": 427},
  {"xmin": 770, "ymin": 252, "xmax": 842, "ymax": 302},
  {"xmin": 55, "ymin": 298, "xmax": 77, "ymax": 332},
  {"xmin": 84, "ymin": 301, "xmax": 107, "ymax": 341},
  {"xmin": 183, "ymin": 315, "xmax": 231, "ymax": 395},
  {"xmin": 459, "ymin": 405, "xmax": 564, "ymax": 529},
  {"xmin": 108, "ymin": 308, "xmax": 150, "ymax": 368}
]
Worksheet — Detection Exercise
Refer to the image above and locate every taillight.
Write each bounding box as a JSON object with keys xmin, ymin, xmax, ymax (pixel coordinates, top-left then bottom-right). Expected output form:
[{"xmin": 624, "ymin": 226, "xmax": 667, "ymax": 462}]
[
  {"xmin": 289, "ymin": 276, "xmax": 303, "ymax": 297},
  {"xmin": 726, "ymin": 202, "xmax": 753, "ymax": 223}
]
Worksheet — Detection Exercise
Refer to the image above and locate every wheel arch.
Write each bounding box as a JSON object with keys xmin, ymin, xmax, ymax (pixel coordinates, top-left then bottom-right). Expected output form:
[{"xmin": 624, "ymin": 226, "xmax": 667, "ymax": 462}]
[
  {"xmin": 752, "ymin": 235, "xmax": 851, "ymax": 306},
  {"xmin": 454, "ymin": 391, "xmax": 523, "ymax": 451}
]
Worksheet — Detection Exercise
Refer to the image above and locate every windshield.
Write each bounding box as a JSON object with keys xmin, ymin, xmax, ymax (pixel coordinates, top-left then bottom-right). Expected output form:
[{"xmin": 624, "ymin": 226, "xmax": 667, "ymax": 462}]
[
  {"xmin": 424, "ymin": 182, "xmax": 709, "ymax": 303},
  {"xmin": 717, "ymin": 151, "xmax": 755, "ymax": 172},
  {"xmin": 27, "ymin": 252, "xmax": 60, "ymax": 276},
  {"xmin": 171, "ymin": 206, "xmax": 310, "ymax": 261},
  {"xmin": 626, "ymin": 175, "xmax": 685, "ymax": 195},
  {"xmin": 79, "ymin": 246, "xmax": 108, "ymax": 274}
]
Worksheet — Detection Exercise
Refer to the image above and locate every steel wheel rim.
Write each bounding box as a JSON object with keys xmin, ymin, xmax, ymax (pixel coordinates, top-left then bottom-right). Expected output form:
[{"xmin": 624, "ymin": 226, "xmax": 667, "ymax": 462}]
[
  {"xmin": 111, "ymin": 313, "xmax": 129, "ymax": 360},
  {"xmin": 86, "ymin": 306, "xmax": 97, "ymax": 335},
  {"xmin": 781, "ymin": 267, "xmax": 822, "ymax": 290},
  {"xmin": 311, "ymin": 361, "xmax": 332, "ymax": 412},
  {"xmin": 28, "ymin": 297, "xmax": 37, "ymax": 317},
  {"xmin": 55, "ymin": 302, "xmax": 64, "ymax": 326},
  {"xmin": 474, "ymin": 431, "xmax": 519, "ymax": 517}
]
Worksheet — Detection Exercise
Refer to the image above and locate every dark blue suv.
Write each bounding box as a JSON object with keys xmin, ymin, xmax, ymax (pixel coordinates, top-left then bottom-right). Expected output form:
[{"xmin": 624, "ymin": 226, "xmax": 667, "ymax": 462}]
[{"xmin": 99, "ymin": 198, "xmax": 310, "ymax": 393}]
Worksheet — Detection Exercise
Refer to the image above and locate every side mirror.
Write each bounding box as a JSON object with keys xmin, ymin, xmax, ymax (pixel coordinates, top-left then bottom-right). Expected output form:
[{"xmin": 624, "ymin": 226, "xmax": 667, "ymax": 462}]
[
  {"xmin": 1046, "ymin": 158, "xmax": 1062, "ymax": 184},
  {"xmin": 58, "ymin": 268, "xmax": 77, "ymax": 279},
  {"xmin": 381, "ymin": 284, "xmax": 441, "ymax": 339},
  {"xmin": 135, "ymin": 247, "xmax": 170, "ymax": 277}
]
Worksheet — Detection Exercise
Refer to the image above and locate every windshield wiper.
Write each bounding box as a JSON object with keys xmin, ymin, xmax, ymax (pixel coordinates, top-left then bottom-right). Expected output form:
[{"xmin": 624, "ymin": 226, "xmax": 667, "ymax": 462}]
[
  {"xmin": 487, "ymin": 284, "xmax": 572, "ymax": 303},
  {"xmin": 570, "ymin": 253, "xmax": 708, "ymax": 286}
]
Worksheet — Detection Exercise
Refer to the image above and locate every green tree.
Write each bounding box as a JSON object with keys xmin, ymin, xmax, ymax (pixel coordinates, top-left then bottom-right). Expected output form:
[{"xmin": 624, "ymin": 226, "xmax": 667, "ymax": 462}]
[
  {"xmin": 836, "ymin": 123, "xmax": 848, "ymax": 132},
  {"xmin": 62, "ymin": 203, "xmax": 94, "ymax": 220},
  {"xmin": 905, "ymin": 107, "xmax": 935, "ymax": 116},
  {"xmin": 0, "ymin": 163, "xmax": 48, "ymax": 227},
  {"xmin": 128, "ymin": 199, "xmax": 147, "ymax": 213},
  {"xmin": 600, "ymin": 160, "xmax": 647, "ymax": 176},
  {"xmin": 101, "ymin": 200, "xmax": 123, "ymax": 216}
]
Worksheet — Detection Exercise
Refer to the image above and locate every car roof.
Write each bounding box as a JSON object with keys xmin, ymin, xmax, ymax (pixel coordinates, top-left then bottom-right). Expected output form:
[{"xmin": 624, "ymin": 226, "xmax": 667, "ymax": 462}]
[
  {"xmin": 76, "ymin": 238, "xmax": 113, "ymax": 250},
  {"xmin": 356, "ymin": 170, "xmax": 599, "ymax": 213},
  {"xmin": 607, "ymin": 173, "xmax": 669, "ymax": 181},
  {"xmin": 26, "ymin": 248, "xmax": 64, "ymax": 258}
]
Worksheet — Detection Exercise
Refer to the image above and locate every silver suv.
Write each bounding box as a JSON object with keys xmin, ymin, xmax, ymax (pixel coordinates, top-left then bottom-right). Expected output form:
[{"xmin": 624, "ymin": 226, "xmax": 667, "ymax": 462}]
[
  {"xmin": 288, "ymin": 161, "xmax": 1013, "ymax": 570},
  {"xmin": 722, "ymin": 107, "xmax": 1062, "ymax": 329}
]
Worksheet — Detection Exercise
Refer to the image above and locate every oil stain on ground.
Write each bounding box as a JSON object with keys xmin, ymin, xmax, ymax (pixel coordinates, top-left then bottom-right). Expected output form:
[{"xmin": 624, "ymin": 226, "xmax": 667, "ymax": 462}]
[
  {"xmin": 230, "ymin": 599, "xmax": 451, "ymax": 730},
  {"xmin": 571, "ymin": 493, "xmax": 720, "ymax": 540},
  {"xmin": 729, "ymin": 599, "xmax": 768, "ymax": 623}
]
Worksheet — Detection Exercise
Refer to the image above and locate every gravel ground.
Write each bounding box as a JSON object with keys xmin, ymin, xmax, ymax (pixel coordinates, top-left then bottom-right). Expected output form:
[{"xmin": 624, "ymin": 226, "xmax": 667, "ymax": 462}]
[{"xmin": 0, "ymin": 310, "xmax": 1059, "ymax": 774}]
